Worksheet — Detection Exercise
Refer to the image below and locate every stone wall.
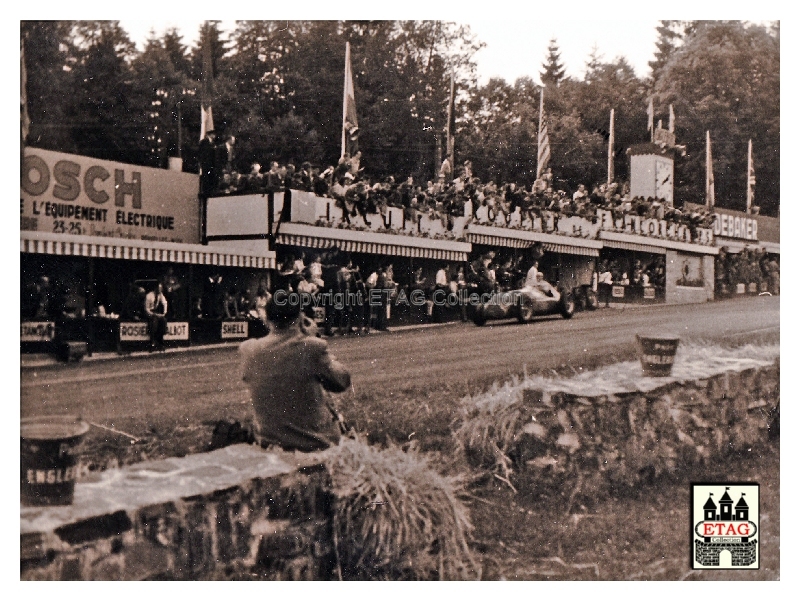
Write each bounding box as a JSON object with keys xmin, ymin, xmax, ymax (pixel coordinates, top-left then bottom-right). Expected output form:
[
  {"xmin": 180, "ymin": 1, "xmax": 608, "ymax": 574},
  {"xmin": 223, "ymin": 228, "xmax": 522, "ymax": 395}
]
[
  {"xmin": 455, "ymin": 347, "xmax": 779, "ymax": 501},
  {"xmin": 21, "ymin": 445, "xmax": 335, "ymax": 580}
]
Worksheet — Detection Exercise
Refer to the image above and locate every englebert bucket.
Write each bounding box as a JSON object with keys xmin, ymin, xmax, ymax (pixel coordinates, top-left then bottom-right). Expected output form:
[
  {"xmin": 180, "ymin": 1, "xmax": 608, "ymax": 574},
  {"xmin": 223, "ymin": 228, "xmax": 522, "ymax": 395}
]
[
  {"xmin": 636, "ymin": 334, "xmax": 680, "ymax": 377},
  {"xmin": 21, "ymin": 415, "xmax": 89, "ymax": 506}
]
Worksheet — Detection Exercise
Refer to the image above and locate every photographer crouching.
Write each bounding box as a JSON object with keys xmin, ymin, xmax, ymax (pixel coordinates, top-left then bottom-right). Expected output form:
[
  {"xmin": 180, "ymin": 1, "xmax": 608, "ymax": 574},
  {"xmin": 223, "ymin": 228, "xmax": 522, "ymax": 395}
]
[{"xmin": 238, "ymin": 293, "xmax": 352, "ymax": 452}]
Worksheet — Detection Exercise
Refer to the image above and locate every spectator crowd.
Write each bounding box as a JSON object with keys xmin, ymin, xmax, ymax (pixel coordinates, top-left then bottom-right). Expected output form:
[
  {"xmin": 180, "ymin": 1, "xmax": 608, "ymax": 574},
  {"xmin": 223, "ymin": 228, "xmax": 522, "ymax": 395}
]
[
  {"xmin": 205, "ymin": 142, "xmax": 717, "ymax": 241},
  {"xmin": 715, "ymin": 246, "xmax": 780, "ymax": 295}
]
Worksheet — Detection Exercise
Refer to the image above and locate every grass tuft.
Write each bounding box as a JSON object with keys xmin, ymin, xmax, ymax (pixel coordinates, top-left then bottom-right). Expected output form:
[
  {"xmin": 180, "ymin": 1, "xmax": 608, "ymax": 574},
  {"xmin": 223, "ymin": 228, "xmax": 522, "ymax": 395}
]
[{"xmin": 322, "ymin": 435, "xmax": 481, "ymax": 580}]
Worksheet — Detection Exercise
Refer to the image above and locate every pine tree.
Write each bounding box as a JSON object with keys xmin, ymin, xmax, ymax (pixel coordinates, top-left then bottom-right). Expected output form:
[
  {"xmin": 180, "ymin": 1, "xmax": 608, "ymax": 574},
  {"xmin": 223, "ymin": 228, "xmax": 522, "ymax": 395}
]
[
  {"xmin": 584, "ymin": 45, "xmax": 604, "ymax": 80},
  {"xmin": 21, "ymin": 21, "xmax": 73, "ymax": 152},
  {"xmin": 161, "ymin": 27, "xmax": 191, "ymax": 75},
  {"xmin": 648, "ymin": 20, "xmax": 697, "ymax": 81},
  {"xmin": 540, "ymin": 38, "xmax": 566, "ymax": 87}
]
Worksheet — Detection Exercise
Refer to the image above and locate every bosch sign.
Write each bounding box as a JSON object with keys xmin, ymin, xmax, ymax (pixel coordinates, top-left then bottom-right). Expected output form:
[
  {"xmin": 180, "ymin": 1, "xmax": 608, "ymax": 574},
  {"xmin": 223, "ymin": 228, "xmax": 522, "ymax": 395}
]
[{"xmin": 20, "ymin": 148, "xmax": 200, "ymax": 244}]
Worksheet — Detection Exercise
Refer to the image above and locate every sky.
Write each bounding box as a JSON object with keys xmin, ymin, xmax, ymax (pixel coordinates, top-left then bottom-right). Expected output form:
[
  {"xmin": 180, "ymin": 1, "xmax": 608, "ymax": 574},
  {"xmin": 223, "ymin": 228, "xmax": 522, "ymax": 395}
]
[
  {"xmin": 118, "ymin": 17, "xmax": 662, "ymax": 84},
  {"xmin": 119, "ymin": 18, "xmax": 661, "ymax": 84},
  {"xmin": 48, "ymin": 0, "xmax": 781, "ymax": 85}
]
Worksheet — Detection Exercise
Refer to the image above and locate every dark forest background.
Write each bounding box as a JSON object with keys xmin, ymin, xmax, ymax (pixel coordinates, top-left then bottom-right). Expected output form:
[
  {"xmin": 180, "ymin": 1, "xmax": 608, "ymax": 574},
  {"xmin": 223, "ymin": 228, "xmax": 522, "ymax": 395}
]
[{"xmin": 21, "ymin": 20, "xmax": 779, "ymax": 216}]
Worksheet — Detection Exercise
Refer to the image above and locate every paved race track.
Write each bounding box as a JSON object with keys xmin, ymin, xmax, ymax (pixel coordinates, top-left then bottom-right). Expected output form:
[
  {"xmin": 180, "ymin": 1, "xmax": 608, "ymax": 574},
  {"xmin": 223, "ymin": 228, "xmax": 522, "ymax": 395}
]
[{"xmin": 21, "ymin": 296, "xmax": 780, "ymax": 426}]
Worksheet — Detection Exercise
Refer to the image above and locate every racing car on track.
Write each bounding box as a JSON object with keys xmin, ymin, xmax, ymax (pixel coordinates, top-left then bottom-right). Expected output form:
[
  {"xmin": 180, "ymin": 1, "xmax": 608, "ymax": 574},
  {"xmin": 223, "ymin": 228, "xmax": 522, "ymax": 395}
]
[{"xmin": 471, "ymin": 283, "xmax": 575, "ymax": 326}]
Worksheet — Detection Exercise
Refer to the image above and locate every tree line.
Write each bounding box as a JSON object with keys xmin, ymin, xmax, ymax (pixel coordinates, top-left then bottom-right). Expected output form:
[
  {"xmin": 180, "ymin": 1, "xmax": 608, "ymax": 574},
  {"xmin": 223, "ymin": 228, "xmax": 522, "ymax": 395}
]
[{"xmin": 21, "ymin": 20, "xmax": 779, "ymax": 217}]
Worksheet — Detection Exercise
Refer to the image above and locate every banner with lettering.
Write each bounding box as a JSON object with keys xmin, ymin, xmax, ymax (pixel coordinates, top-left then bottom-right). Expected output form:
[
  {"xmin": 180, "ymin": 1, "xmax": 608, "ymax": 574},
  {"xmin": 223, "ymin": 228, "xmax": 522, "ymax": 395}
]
[
  {"xmin": 119, "ymin": 322, "xmax": 189, "ymax": 342},
  {"xmin": 683, "ymin": 202, "xmax": 763, "ymax": 243},
  {"xmin": 21, "ymin": 321, "xmax": 56, "ymax": 342},
  {"xmin": 221, "ymin": 321, "xmax": 249, "ymax": 339},
  {"xmin": 21, "ymin": 148, "xmax": 200, "ymax": 244},
  {"xmin": 594, "ymin": 209, "xmax": 713, "ymax": 246}
]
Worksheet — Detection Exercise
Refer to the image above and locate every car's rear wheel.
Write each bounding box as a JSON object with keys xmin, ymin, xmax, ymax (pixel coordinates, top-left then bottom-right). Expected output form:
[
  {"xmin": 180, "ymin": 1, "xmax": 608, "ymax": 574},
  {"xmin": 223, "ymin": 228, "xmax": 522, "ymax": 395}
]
[
  {"xmin": 585, "ymin": 288, "xmax": 599, "ymax": 310},
  {"xmin": 470, "ymin": 304, "xmax": 486, "ymax": 327},
  {"xmin": 517, "ymin": 297, "xmax": 534, "ymax": 323},
  {"xmin": 559, "ymin": 291, "xmax": 575, "ymax": 319}
]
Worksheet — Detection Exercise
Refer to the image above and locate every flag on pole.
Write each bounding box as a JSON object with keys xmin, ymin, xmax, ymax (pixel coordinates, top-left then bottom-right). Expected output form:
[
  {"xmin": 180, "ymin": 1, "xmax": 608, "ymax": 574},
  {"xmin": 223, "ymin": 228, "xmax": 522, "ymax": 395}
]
[
  {"xmin": 342, "ymin": 42, "xmax": 359, "ymax": 158},
  {"xmin": 607, "ymin": 108, "xmax": 615, "ymax": 185},
  {"xmin": 200, "ymin": 106, "xmax": 214, "ymax": 140},
  {"xmin": 199, "ymin": 22, "xmax": 214, "ymax": 140},
  {"xmin": 21, "ymin": 37, "xmax": 30, "ymax": 146},
  {"xmin": 446, "ymin": 70, "xmax": 455, "ymax": 169},
  {"xmin": 647, "ymin": 98, "xmax": 654, "ymax": 141},
  {"xmin": 668, "ymin": 104, "xmax": 675, "ymax": 134},
  {"xmin": 536, "ymin": 89, "xmax": 551, "ymax": 180},
  {"xmin": 705, "ymin": 130, "xmax": 715, "ymax": 209},
  {"xmin": 746, "ymin": 139, "xmax": 756, "ymax": 214}
]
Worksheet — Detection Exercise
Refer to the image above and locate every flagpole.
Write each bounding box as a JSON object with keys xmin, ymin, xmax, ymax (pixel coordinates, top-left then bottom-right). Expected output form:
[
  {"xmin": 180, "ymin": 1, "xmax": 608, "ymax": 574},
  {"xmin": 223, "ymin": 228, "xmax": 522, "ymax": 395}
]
[
  {"xmin": 21, "ymin": 36, "xmax": 30, "ymax": 172},
  {"xmin": 706, "ymin": 130, "xmax": 715, "ymax": 209},
  {"xmin": 746, "ymin": 139, "xmax": 754, "ymax": 214},
  {"xmin": 446, "ymin": 70, "xmax": 455, "ymax": 168},
  {"xmin": 200, "ymin": 22, "xmax": 214, "ymax": 141},
  {"xmin": 342, "ymin": 42, "xmax": 350, "ymax": 158},
  {"xmin": 537, "ymin": 88, "xmax": 544, "ymax": 178},
  {"xmin": 607, "ymin": 109, "xmax": 615, "ymax": 186}
]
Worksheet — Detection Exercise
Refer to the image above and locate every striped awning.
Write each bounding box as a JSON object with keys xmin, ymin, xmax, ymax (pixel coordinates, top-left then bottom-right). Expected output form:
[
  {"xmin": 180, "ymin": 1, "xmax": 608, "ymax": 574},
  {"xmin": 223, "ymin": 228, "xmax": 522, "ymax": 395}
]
[
  {"xmin": 717, "ymin": 239, "xmax": 777, "ymax": 254},
  {"xmin": 467, "ymin": 224, "xmax": 602, "ymax": 255},
  {"xmin": 716, "ymin": 239, "xmax": 749, "ymax": 254},
  {"xmin": 601, "ymin": 239, "xmax": 667, "ymax": 255},
  {"xmin": 761, "ymin": 241, "xmax": 780, "ymax": 254},
  {"xmin": 540, "ymin": 242, "xmax": 599, "ymax": 257},
  {"xmin": 599, "ymin": 230, "xmax": 717, "ymax": 255},
  {"xmin": 466, "ymin": 232, "xmax": 534, "ymax": 249},
  {"xmin": 20, "ymin": 231, "xmax": 275, "ymax": 269},
  {"xmin": 275, "ymin": 222, "xmax": 471, "ymax": 262}
]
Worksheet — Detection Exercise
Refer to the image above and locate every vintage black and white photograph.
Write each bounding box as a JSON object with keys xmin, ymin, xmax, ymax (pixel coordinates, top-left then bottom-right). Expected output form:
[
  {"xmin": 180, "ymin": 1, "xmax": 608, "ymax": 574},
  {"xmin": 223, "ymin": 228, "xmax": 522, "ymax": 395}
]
[{"xmin": 20, "ymin": 10, "xmax": 782, "ymax": 582}]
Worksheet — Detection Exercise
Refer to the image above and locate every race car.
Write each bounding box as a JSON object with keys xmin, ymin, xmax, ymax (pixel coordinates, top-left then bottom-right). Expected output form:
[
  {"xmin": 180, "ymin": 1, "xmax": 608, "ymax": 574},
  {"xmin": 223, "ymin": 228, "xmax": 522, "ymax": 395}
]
[{"xmin": 471, "ymin": 283, "xmax": 575, "ymax": 326}]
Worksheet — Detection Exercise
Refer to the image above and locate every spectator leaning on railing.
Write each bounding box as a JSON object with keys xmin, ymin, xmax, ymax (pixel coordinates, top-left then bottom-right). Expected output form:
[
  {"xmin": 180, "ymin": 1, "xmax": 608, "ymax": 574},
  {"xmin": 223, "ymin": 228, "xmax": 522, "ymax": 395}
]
[{"xmin": 209, "ymin": 155, "xmax": 721, "ymax": 241}]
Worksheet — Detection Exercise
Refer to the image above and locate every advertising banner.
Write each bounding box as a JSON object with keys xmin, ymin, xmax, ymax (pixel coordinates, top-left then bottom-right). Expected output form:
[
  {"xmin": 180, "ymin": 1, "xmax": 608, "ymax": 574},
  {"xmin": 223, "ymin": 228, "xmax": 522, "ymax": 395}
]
[
  {"xmin": 21, "ymin": 321, "xmax": 56, "ymax": 342},
  {"xmin": 683, "ymin": 202, "xmax": 766, "ymax": 244},
  {"xmin": 21, "ymin": 148, "xmax": 200, "ymax": 244},
  {"xmin": 119, "ymin": 322, "xmax": 189, "ymax": 342},
  {"xmin": 596, "ymin": 209, "xmax": 713, "ymax": 246},
  {"xmin": 221, "ymin": 321, "xmax": 249, "ymax": 339}
]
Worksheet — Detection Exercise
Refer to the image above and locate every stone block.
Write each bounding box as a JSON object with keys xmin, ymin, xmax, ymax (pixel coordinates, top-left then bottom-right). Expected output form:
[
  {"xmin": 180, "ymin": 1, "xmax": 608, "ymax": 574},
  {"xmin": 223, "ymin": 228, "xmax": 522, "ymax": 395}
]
[
  {"xmin": 90, "ymin": 552, "xmax": 126, "ymax": 580},
  {"xmin": 181, "ymin": 501, "xmax": 216, "ymax": 576},
  {"xmin": 60, "ymin": 557, "xmax": 83, "ymax": 580},
  {"xmin": 55, "ymin": 511, "xmax": 133, "ymax": 545},
  {"xmin": 20, "ymin": 532, "xmax": 47, "ymax": 561},
  {"xmin": 521, "ymin": 388, "xmax": 544, "ymax": 406},
  {"xmin": 121, "ymin": 540, "xmax": 174, "ymax": 580},
  {"xmin": 256, "ymin": 528, "xmax": 308, "ymax": 558}
]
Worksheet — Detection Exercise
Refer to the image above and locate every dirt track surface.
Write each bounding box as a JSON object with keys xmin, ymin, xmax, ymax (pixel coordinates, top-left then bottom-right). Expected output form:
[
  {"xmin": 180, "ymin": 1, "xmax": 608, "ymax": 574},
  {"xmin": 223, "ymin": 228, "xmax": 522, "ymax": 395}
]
[{"xmin": 21, "ymin": 295, "xmax": 779, "ymax": 425}]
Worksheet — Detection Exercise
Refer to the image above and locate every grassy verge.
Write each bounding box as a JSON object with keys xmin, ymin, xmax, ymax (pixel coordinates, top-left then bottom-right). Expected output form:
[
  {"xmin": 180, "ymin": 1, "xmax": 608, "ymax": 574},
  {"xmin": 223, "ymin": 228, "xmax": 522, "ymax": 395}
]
[{"xmin": 468, "ymin": 441, "xmax": 779, "ymax": 580}]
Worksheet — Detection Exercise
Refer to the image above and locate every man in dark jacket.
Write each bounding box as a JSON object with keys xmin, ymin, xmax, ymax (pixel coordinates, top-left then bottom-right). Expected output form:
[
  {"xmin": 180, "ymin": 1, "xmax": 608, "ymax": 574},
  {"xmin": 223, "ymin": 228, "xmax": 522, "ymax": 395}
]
[
  {"xmin": 198, "ymin": 130, "xmax": 219, "ymax": 199},
  {"xmin": 240, "ymin": 298, "xmax": 351, "ymax": 452}
]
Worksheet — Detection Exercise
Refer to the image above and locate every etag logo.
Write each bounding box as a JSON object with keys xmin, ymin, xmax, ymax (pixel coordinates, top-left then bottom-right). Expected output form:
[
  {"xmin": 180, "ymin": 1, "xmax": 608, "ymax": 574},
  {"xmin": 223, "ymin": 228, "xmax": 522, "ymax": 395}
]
[{"xmin": 691, "ymin": 483, "xmax": 759, "ymax": 569}]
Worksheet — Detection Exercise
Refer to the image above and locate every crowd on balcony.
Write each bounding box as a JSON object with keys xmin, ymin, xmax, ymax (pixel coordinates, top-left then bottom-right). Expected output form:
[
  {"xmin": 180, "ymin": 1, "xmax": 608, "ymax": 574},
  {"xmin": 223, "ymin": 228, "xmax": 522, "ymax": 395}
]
[{"xmin": 209, "ymin": 145, "xmax": 716, "ymax": 242}]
